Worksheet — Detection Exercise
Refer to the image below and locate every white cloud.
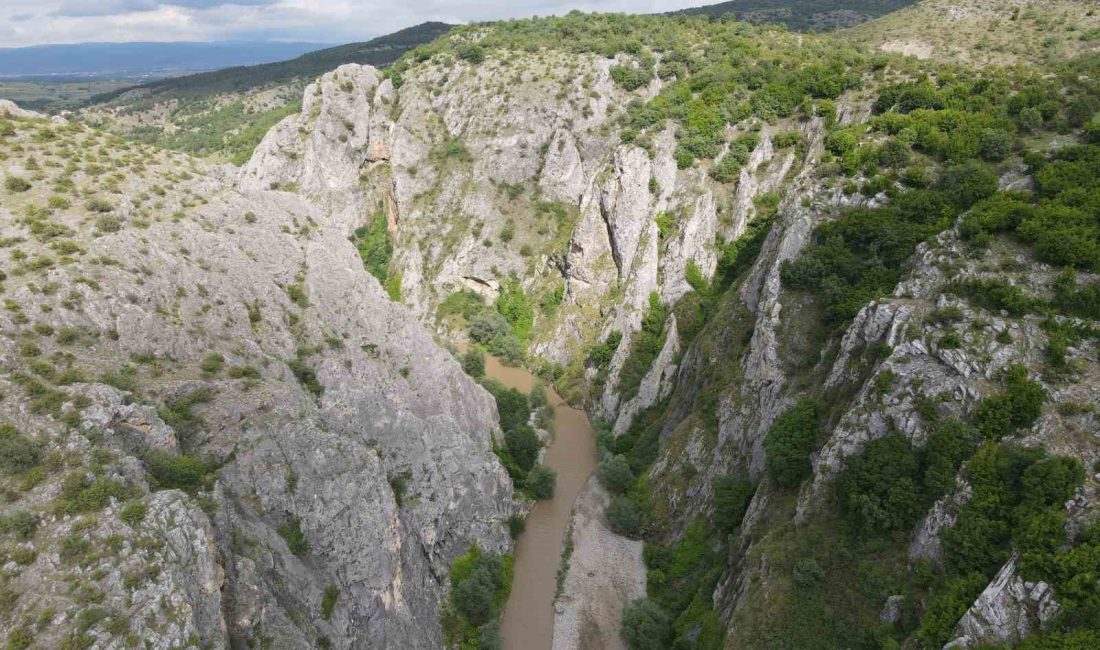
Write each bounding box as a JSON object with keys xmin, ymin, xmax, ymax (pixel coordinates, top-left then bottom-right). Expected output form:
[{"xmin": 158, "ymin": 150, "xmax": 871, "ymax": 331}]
[{"xmin": 0, "ymin": 0, "xmax": 716, "ymax": 47}]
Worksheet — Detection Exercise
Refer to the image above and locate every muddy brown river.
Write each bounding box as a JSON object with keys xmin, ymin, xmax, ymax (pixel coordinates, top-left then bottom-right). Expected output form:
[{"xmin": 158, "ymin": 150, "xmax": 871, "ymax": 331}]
[{"xmin": 487, "ymin": 355, "xmax": 597, "ymax": 650}]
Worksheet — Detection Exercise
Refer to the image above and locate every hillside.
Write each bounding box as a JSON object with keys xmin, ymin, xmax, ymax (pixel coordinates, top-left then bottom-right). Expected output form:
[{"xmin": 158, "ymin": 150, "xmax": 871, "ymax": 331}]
[
  {"xmin": 672, "ymin": 0, "xmax": 919, "ymax": 31},
  {"xmin": 848, "ymin": 0, "xmax": 1100, "ymax": 66}
]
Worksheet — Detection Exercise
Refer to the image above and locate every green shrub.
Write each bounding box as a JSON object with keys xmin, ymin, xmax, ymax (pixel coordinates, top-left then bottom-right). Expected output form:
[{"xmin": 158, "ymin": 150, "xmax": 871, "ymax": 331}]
[
  {"xmin": 586, "ymin": 331, "xmax": 622, "ymax": 369},
  {"xmin": 0, "ymin": 424, "xmax": 41, "ymax": 475},
  {"xmin": 199, "ymin": 353, "xmax": 224, "ymax": 376},
  {"xmin": 618, "ymin": 293, "xmax": 667, "ymax": 401},
  {"xmin": 525, "ymin": 465, "xmax": 556, "ymax": 500},
  {"xmin": 321, "ymin": 585, "xmax": 339, "ymax": 621},
  {"xmin": 488, "ymin": 334, "xmax": 525, "ymax": 366},
  {"xmin": 288, "ymin": 355, "xmax": 323, "ymax": 398},
  {"xmin": 607, "ymin": 496, "xmax": 644, "ymax": 538},
  {"xmin": 504, "ymin": 425, "xmax": 540, "ymax": 473},
  {"xmin": 451, "ymin": 547, "xmax": 507, "ymax": 627},
  {"xmin": 158, "ymin": 388, "xmax": 214, "ymax": 438},
  {"xmin": 456, "ymin": 43, "xmax": 486, "ymax": 64},
  {"xmin": 507, "ymin": 514, "xmax": 526, "ymax": 539},
  {"xmin": 713, "ymin": 476, "xmax": 754, "ymax": 533},
  {"xmin": 148, "ymin": 453, "xmax": 212, "ymax": 494},
  {"xmin": 0, "ymin": 511, "xmax": 37, "ymax": 540},
  {"xmin": 611, "ymin": 64, "xmax": 653, "ymax": 91},
  {"xmin": 278, "ymin": 517, "xmax": 310, "ymax": 556},
  {"xmin": 494, "ymin": 279, "xmax": 533, "ymax": 342},
  {"xmin": 599, "ymin": 454, "xmax": 635, "ymax": 495},
  {"xmin": 119, "ymin": 502, "xmax": 147, "ymax": 527},
  {"xmin": 461, "ymin": 347, "xmax": 485, "ymax": 378},
  {"xmin": 917, "ymin": 573, "xmax": 990, "ymax": 647},
  {"xmin": 469, "ymin": 311, "xmax": 511, "ymax": 344},
  {"xmin": 763, "ymin": 399, "xmax": 822, "ymax": 488},
  {"xmin": 5, "ymin": 176, "xmax": 31, "ymax": 193},
  {"xmin": 621, "ymin": 598, "xmax": 673, "ymax": 650},
  {"xmin": 353, "ymin": 212, "xmax": 392, "ymax": 284},
  {"xmin": 838, "ymin": 433, "xmax": 925, "ymax": 533},
  {"xmin": 974, "ymin": 365, "xmax": 1045, "ymax": 440}
]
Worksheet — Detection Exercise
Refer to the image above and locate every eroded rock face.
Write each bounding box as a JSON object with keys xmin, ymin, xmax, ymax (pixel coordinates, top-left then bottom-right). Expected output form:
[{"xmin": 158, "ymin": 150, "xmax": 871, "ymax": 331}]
[
  {"xmin": 0, "ymin": 108, "xmax": 514, "ymax": 649},
  {"xmin": 946, "ymin": 556, "xmax": 1062, "ymax": 648},
  {"xmin": 239, "ymin": 58, "xmax": 798, "ymax": 434}
]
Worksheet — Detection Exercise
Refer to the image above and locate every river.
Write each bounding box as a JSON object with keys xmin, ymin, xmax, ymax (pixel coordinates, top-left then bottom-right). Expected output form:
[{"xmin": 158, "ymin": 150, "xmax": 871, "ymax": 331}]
[{"xmin": 487, "ymin": 354, "xmax": 597, "ymax": 650}]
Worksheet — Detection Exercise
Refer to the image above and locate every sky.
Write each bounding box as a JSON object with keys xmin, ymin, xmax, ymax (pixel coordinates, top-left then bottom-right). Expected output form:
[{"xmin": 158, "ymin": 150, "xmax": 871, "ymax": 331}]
[{"xmin": 0, "ymin": 1, "xmax": 718, "ymax": 48}]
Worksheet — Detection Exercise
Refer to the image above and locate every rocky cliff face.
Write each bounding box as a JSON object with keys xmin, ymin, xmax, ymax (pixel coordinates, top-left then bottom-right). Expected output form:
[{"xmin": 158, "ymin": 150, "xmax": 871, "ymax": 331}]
[{"xmin": 0, "ymin": 105, "xmax": 514, "ymax": 648}]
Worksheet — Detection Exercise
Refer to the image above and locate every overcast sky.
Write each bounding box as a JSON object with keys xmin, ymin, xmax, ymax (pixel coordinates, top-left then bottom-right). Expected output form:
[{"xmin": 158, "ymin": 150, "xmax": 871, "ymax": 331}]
[{"xmin": 0, "ymin": 1, "xmax": 718, "ymax": 48}]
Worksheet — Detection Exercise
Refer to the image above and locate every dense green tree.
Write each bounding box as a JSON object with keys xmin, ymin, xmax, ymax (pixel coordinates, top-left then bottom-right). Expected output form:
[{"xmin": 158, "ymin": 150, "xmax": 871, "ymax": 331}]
[
  {"xmin": 621, "ymin": 599, "xmax": 673, "ymax": 650},
  {"xmin": 763, "ymin": 399, "xmax": 822, "ymax": 487}
]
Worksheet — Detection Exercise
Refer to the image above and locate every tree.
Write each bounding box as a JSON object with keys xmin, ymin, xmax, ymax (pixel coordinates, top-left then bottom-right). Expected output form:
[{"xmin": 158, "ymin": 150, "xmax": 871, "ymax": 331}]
[
  {"xmin": 461, "ymin": 347, "xmax": 485, "ymax": 378},
  {"xmin": 469, "ymin": 312, "xmax": 510, "ymax": 344},
  {"xmin": 713, "ymin": 475, "xmax": 754, "ymax": 533},
  {"xmin": 607, "ymin": 496, "xmax": 644, "ymax": 538},
  {"xmin": 525, "ymin": 465, "xmax": 556, "ymax": 499},
  {"xmin": 620, "ymin": 599, "xmax": 672, "ymax": 650},
  {"xmin": 979, "ymin": 129, "xmax": 1014, "ymax": 161},
  {"xmin": 598, "ymin": 454, "xmax": 634, "ymax": 495},
  {"xmin": 505, "ymin": 425, "xmax": 540, "ymax": 473},
  {"xmin": 763, "ymin": 399, "xmax": 822, "ymax": 488}
]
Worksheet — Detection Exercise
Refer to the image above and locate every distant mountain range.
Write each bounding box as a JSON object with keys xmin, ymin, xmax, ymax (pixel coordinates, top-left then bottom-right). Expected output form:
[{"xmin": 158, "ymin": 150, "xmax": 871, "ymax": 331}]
[
  {"xmin": 90, "ymin": 22, "xmax": 454, "ymax": 104},
  {"xmin": 0, "ymin": 41, "xmax": 331, "ymax": 79}
]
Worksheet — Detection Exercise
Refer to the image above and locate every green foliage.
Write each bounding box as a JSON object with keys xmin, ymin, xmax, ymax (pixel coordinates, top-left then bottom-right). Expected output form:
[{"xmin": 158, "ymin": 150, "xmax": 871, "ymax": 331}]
[
  {"xmin": 618, "ymin": 293, "xmax": 668, "ymax": 401},
  {"xmin": 278, "ymin": 517, "xmax": 310, "ymax": 556},
  {"xmin": 782, "ymin": 190, "xmax": 954, "ymax": 324},
  {"xmin": 713, "ymin": 475, "xmax": 754, "ymax": 533},
  {"xmin": 461, "ymin": 347, "xmax": 485, "ymax": 378},
  {"xmin": 148, "ymin": 453, "xmax": 214, "ymax": 495},
  {"xmin": 353, "ymin": 212, "xmax": 393, "ymax": 284},
  {"xmin": 973, "ymin": 364, "xmax": 1046, "ymax": 440},
  {"xmin": 837, "ymin": 428, "xmax": 974, "ymax": 535},
  {"xmin": 445, "ymin": 545, "xmax": 512, "ymax": 644},
  {"xmin": 709, "ymin": 133, "xmax": 759, "ymax": 183},
  {"xmin": 288, "ymin": 351, "xmax": 323, "ymax": 398},
  {"xmin": 917, "ymin": 572, "xmax": 990, "ymax": 647},
  {"xmin": 586, "ymin": 330, "xmax": 622, "ymax": 369},
  {"xmin": 0, "ymin": 511, "xmax": 37, "ymax": 540},
  {"xmin": 119, "ymin": 502, "xmax": 147, "ymax": 527},
  {"xmin": 598, "ymin": 454, "xmax": 635, "ymax": 495},
  {"xmin": 469, "ymin": 311, "xmax": 511, "ymax": 344},
  {"xmin": 456, "ymin": 43, "xmax": 486, "ymax": 64},
  {"xmin": 57, "ymin": 472, "xmax": 135, "ymax": 513},
  {"xmin": 199, "ymin": 352, "xmax": 224, "ymax": 376},
  {"xmin": 5, "ymin": 176, "xmax": 31, "ymax": 193},
  {"xmin": 321, "ymin": 585, "xmax": 339, "ymax": 621},
  {"xmin": 763, "ymin": 399, "xmax": 822, "ymax": 488},
  {"xmin": 607, "ymin": 496, "xmax": 644, "ymax": 538},
  {"xmin": 438, "ymin": 290, "xmax": 485, "ymax": 322},
  {"xmin": 494, "ymin": 279, "xmax": 534, "ymax": 342},
  {"xmin": 611, "ymin": 64, "xmax": 653, "ymax": 91},
  {"xmin": 525, "ymin": 464, "xmax": 556, "ymax": 500},
  {"xmin": 621, "ymin": 598, "xmax": 673, "ymax": 650},
  {"xmin": 504, "ymin": 426, "xmax": 540, "ymax": 475},
  {"xmin": 158, "ymin": 388, "xmax": 214, "ymax": 439},
  {"xmin": 0, "ymin": 424, "xmax": 41, "ymax": 475}
]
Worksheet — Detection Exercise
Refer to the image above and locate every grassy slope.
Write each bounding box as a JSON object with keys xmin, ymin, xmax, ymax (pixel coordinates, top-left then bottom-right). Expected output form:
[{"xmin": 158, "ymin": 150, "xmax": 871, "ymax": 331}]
[{"xmin": 846, "ymin": 0, "xmax": 1100, "ymax": 67}]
